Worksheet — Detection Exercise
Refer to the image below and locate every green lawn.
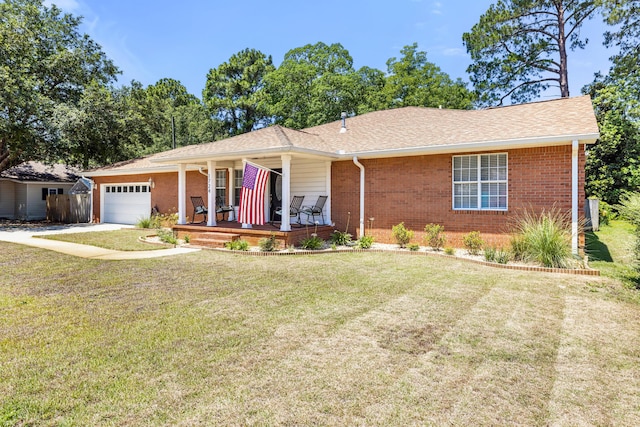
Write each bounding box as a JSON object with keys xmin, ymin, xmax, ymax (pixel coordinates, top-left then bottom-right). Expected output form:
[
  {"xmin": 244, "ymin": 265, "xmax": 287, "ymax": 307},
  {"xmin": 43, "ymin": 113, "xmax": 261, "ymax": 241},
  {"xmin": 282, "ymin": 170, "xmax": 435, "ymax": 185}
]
[
  {"xmin": 38, "ymin": 229, "xmax": 169, "ymax": 251},
  {"xmin": 1, "ymin": 233, "xmax": 639, "ymax": 425},
  {"xmin": 586, "ymin": 219, "xmax": 640, "ymax": 289}
]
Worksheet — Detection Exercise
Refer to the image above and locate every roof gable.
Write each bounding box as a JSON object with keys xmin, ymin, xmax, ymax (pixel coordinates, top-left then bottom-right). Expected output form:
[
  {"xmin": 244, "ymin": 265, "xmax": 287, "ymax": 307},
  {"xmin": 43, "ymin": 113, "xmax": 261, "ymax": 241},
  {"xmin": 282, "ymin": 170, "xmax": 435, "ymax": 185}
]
[{"xmin": 0, "ymin": 162, "xmax": 79, "ymax": 182}]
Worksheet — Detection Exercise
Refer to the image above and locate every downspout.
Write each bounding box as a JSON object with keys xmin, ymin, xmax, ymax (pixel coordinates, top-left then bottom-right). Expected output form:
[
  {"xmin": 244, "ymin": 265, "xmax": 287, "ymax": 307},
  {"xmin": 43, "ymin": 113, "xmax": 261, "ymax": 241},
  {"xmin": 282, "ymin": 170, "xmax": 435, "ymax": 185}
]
[{"xmin": 353, "ymin": 156, "xmax": 365, "ymax": 239}]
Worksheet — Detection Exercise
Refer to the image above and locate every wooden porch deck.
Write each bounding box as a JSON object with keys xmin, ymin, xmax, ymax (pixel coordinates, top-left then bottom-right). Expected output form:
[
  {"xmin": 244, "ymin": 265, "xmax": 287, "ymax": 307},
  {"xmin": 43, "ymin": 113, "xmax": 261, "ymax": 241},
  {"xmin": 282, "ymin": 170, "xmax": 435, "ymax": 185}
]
[{"xmin": 173, "ymin": 221, "xmax": 334, "ymax": 248}]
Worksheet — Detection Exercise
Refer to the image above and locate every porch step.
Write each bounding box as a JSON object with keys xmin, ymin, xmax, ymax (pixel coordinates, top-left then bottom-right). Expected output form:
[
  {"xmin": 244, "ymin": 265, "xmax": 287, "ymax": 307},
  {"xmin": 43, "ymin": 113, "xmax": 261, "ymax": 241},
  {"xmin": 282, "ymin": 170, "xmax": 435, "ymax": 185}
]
[{"xmin": 190, "ymin": 232, "xmax": 241, "ymax": 248}]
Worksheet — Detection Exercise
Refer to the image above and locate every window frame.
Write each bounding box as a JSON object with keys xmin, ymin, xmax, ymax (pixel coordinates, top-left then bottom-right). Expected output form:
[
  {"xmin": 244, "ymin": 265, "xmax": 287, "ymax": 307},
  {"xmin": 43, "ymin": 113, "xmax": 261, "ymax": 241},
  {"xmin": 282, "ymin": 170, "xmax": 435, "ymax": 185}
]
[
  {"xmin": 234, "ymin": 169, "xmax": 243, "ymax": 207},
  {"xmin": 452, "ymin": 153, "xmax": 508, "ymax": 211},
  {"xmin": 215, "ymin": 170, "xmax": 227, "ymax": 203}
]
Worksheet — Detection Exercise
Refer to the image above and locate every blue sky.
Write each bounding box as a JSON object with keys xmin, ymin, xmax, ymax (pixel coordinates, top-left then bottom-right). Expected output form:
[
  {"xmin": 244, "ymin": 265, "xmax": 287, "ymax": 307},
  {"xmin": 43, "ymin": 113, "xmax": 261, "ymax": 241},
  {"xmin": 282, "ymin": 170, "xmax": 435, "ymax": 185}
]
[{"xmin": 48, "ymin": 0, "xmax": 613, "ymax": 101}]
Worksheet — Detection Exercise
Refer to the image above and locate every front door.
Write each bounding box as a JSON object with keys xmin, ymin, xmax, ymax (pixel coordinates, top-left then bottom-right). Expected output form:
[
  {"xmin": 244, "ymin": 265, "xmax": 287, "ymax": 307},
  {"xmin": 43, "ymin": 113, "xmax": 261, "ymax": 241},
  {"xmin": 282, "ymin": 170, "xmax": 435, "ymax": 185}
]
[{"xmin": 269, "ymin": 169, "xmax": 283, "ymax": 222}]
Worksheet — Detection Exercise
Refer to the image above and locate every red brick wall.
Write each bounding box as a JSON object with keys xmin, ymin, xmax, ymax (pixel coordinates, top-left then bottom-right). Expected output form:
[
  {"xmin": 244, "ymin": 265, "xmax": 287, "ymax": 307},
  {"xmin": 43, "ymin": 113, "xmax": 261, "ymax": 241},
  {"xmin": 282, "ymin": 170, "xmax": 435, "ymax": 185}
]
[
  {"xmin": 92, "ymin": 171, "xmax": 214, "ymax": 223},
  {"xmin": 331, "ymin": 145, "xmax": 586, "ymax": 248}
]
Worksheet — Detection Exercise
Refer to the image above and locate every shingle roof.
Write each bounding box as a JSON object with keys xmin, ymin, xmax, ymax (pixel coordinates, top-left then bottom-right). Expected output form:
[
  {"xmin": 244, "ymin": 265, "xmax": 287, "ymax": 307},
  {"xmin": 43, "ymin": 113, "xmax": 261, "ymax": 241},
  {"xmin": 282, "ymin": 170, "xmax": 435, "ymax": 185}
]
[
  {"xmin": 305, "ymin": 95, "xmax": 599, "ymax": 154},
  {"xmin": 87, "ymin": 95, "xmax": 599, "ymax": 173},
  {"xmin": 1, "ymin": 162, "xmax": 79, "ymax": 182}
]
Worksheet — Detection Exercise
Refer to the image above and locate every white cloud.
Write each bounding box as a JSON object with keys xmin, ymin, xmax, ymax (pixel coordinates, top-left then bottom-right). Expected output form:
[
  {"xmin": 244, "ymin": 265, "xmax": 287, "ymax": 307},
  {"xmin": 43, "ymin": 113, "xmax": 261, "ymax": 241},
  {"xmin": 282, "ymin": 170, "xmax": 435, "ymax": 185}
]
[{"xmin": 442, "ymin": 48, "xmax": 466, "ymax": 57}]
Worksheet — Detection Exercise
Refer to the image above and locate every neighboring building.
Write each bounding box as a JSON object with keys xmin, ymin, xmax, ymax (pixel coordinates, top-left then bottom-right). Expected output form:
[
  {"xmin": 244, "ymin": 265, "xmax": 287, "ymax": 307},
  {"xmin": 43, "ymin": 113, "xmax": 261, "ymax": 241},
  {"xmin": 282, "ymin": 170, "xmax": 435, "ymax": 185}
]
[
  {"xmin": 84, "ymin": 95, "xmax": 599, "ymax": 252},
  {"xmin": 0, "ymin": 162, "xmax": 79, "ymax": 220}
]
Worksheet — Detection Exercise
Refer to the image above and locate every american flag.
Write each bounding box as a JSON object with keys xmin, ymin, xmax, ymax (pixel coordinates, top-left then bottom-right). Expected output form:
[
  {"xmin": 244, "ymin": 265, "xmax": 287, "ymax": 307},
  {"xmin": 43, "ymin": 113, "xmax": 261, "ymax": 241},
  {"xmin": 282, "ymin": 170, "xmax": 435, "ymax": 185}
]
[{"xmin": 238, "ymin": 163, "xmax": 269, "ymax": 225}]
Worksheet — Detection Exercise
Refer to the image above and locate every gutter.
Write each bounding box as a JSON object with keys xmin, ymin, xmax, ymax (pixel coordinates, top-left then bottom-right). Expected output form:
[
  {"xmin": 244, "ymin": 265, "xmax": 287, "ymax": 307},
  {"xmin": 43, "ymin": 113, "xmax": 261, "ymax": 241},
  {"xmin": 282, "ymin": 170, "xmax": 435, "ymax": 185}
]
[{"xmin": 353, "ymin": 156, "xmax": 365, "ymax": 239}]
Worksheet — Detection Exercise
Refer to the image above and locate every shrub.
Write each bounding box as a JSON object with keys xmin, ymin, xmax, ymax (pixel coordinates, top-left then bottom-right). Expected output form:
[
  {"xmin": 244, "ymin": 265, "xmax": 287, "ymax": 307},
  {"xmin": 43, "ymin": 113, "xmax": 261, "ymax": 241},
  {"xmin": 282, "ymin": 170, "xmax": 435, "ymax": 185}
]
[
  {"xmin": 510, "ymin": 234, "xmax": 528, "ymax": 261},
  {"xmin": 598, "ymin": 201, "xmax": 616, "ymax": 226},
  {"xmin": 329, "ymin": 230, "xmax": 352, "ymax": 246},
  {"xmin": 616, "ymin": 191, "xmax": 640, "ymax": 227},
  {"xmin": 357, "ymin": 235, "xmax": 374, "ymax": 249},
  {"xmin": 299, "ymin": 235, "xmax": 324, "ymax": 250},
  {"xmin": 463, "ymin": 231, "xmax": 483, "ymax": 255},
  {"xmin": 616, "ymin": 191, "xmax": 640, "ymax": 264},
  {"xmin": 258, "ymin": 234, "xmax": 278, "ymax": 252},
  {"xmin": 156, "ymin": 228, "xmax": 177, "ymax": 245},
  {"xmin": 136, "ymin": 217, "xmax": 153, "ymax": 229},
  {"xmin": 423, "ymin": 223, "xmax": 446, "ymax": 251},
  {"xmin": 484, "ymin": 246, "xmax": 496, "ymax": 262},
  {"xmin": 183, "ymin": 235, "xmax": 190, "ymax": 244},
  {"xmin": 225, "ymin": 239, "xmax": 249, "ymax": 251},
  {"xmin": 444, "ymin": 247, "xmax": 455, "ymax": 255},
  {"xmin": 391, "ymin": 222, "xmax": 414, "ymax": 248},
  {"xmin": 494, "ymin": 248, "xmax": 511, "ymax": 264},
  {"xmin": 408, "ymin": 243, "xmax": 420, "ymax": 251},
  {"xmin": 511, "ymin": 207, "xmax": 571, "ymax": 268}
]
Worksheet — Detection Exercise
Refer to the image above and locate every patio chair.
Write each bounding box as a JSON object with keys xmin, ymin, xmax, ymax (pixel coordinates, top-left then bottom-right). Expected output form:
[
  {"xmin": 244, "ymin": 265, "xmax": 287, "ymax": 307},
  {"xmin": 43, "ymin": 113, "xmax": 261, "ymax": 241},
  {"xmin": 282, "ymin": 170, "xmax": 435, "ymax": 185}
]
[
  {"xmin": 275, "ymin": 195, "xmax": 305, "ymax": 226},
  {"xmin": 190, "ymin": 196, "xmax": 207, "ymax": 223},
  {"xmin": 216, "ymin": 196, "xmax": 235, "ymax": 221},
  {"xmin": 301, "ymin": 195, "xmax": 328, "ymax": 225}
]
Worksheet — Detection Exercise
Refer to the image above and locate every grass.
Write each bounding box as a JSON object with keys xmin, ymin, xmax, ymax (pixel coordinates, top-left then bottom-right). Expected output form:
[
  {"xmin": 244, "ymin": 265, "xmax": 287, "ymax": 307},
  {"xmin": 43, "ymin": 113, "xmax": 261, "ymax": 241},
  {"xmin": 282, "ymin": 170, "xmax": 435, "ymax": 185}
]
[
  {"xmin": 586, "ymin": 219, "xmax": 640, "ymax": 289},
  {"xmin": 38, "ymin": 229, "xmax": 170, "ymax": 251},
  {"xmin": 1, "ymin": 240, "xmax": 639, "ymax": 425}
]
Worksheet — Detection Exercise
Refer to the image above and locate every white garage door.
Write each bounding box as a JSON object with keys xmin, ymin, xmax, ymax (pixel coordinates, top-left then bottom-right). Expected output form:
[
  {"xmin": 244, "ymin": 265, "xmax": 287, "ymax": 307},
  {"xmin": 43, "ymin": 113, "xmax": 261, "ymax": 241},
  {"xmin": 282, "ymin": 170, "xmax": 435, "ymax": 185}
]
[{"xmin": 103, "ymin": 183, "xmax": 151, "ymax": 224}]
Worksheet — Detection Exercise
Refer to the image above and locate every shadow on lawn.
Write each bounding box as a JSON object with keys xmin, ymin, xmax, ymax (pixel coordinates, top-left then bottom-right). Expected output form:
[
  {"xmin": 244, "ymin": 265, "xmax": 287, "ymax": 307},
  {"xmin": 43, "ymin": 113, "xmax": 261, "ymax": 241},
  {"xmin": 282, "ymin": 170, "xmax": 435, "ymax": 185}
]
[{"xmin": 585, "ymin": 231, "xmax": 613, "ymax": 262}]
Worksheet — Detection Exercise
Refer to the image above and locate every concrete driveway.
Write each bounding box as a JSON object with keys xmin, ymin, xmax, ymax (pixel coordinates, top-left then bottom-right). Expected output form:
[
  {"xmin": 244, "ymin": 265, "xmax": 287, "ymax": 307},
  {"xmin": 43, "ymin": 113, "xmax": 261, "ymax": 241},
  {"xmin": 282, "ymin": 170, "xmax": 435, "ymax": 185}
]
[{"xmin": 0, "ymin": 223, "xmax": 200, "ymax": 260}]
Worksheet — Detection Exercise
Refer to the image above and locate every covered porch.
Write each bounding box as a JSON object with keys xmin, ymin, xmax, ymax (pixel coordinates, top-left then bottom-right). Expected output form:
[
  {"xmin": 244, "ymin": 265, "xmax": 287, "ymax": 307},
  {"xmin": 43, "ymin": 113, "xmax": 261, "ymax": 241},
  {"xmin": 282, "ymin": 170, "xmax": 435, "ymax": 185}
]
[{"xmin": 163, "ymin": 152, "xmax": 336, "ymax": 232}]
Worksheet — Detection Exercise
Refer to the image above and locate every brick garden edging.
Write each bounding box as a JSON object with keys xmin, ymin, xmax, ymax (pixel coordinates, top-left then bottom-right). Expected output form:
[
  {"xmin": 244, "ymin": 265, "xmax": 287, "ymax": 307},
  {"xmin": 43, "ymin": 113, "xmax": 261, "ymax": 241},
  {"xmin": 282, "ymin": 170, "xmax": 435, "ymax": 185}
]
[{"xmin": 189, "ymin": 245, "xmax": 600, "ymax": 277}]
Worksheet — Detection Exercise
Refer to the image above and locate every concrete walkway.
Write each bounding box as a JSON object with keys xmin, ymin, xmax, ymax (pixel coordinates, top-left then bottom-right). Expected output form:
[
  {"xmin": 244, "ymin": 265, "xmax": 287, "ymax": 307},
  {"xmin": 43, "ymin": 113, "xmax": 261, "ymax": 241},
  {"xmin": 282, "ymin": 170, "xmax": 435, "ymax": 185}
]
[{"xmin": 0, "ymin": 223, "xmax": 200, "ymax": 260}]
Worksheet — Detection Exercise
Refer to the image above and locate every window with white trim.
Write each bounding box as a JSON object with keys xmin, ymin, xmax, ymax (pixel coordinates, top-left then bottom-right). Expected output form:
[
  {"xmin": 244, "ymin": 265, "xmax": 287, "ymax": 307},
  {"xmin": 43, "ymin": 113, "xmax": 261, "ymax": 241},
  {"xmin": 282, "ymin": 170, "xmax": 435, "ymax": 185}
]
[
  {"xmin": 215, "ymin": 170, "xmax": 226, "ymax": 202},
  {"xmin": 453, "ymin": 153, "xmax": 507, "ymax": 210},
  {"xmin": 234, "ymin": 169, "xmax": 243, "ymax": 206}
]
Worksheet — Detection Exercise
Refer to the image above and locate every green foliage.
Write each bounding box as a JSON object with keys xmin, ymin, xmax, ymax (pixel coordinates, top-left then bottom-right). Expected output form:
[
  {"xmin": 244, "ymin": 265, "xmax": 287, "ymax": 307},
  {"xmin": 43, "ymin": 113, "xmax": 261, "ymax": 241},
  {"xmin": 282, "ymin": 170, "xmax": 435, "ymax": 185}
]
[
  {"xmin": 444, "ymin": 247, "xmax": 455, "ymax": 255},
  {"xmin": 264, "ymin": 42, "xmax": 362, "ymax": 129},
  {"xmin": 408, "ymin": 243, "xmax": 420, "ymax": 252},
  {"xmin": 136, "ymin": 217, "xmax": 153, "ymax": 229},
  {"xmin": 203, "ymin": 48, "xmax": 275, "ymax": 137},
  {"xmin": 383, "ymin": 43, "xmax": 474, "ymax": 109},
  {"xmin": 584, "ymin": 80, "xmax": 640, "ymax": 204},
  {"xmin": 494, "ymin": 249, "xmax": 511, "ymax": 264},
  {"xmin": 391, "ymin": 222, "xmax": 414, "ymax": 248},
  {"xmin": 511, "ymin": 208, "xmax": 572, "ymax": 268},
  {"xmin": 299, "ymin": 235, "xmax": 324, "ymax": 250},
  {"xmin": 357, "ymin": 235, "xmax": 374, "ymax": 249},
  {"xmin": 183, "ymin": 235, "xmax": 190, "ymax": 244},
  {"xmin": 156, "ymin": 228, "xmax": 177, "ymax": 245},
  {"xmin": 0, "ymin": 0, "xmax": 119, "ymax": 171},
  {"xmin": 329, "ymin": 230, "xmax": 352, "ymax": 246},
  {"xmin": 462, "ymin": 231, "xmax": 483, "ymax": 255},
  {"xmin": 599, "ymin": 201, "xmax": 617, "ymax": 226},
  {"xmin": 616, "ymin": 191, "xmax": 640, "ymax": 264},
  {"xmin": 150, "ymin": 212, "xmax": 178, "ymax": 229},
  {"xmin": 485, "ymin": 246, "xmax": 510, "ymax": 264},
  {"xmin": 225, "ymin": 240, "xmax": 249, "ymax": 251},
  {"xmin": 463, "ymin": 0, "xmax": 597, "ymax": 106},
  {"xmin": 258, "ymin": 234, "xmax": 279, "ymax": 252},
  {"xmin": 423, "ymin": 223, "xmax": 446, "ymax": 251},
  {"xmin": 510, "ymin": 235, "xmax": 528, "ymax": 262},
  {"xmin": 484, "ymin": 246, "xmax": 497, "ymax": 262}
]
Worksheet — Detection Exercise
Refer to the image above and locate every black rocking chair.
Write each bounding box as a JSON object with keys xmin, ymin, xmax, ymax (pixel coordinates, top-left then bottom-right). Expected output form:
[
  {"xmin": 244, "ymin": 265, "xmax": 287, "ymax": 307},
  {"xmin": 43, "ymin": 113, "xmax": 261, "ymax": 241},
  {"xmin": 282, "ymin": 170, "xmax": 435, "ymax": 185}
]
[
  {"xmin": 190, "ymin": 196, "xmax": 207, "ymax": 223},
  {"xmin": 301, "ymin": 195, "xmax": 328, "ymax": 225},
  {"xmin": 216, "ymin": 196, "xmax": 235, "ymax": 221},
  {"xmin": 275, "ymin": 195, "xmax": 305, "ymax": 226}
]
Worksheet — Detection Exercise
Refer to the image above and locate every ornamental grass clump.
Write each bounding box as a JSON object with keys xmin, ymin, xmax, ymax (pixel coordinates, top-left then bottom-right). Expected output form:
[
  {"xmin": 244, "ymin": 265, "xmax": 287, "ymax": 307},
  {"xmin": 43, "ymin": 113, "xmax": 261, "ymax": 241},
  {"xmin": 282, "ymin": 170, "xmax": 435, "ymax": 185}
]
[{"xmin": 511, "ymin": 207, "xmax": 572, "ymax": 268}]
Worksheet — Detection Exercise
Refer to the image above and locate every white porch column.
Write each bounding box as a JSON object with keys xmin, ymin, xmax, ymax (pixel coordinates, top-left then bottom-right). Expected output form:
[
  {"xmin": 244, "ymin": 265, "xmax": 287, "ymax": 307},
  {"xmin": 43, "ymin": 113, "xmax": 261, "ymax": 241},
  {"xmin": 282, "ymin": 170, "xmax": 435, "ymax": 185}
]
[
  {"xmin": 571, "ymin": 140, "xmax": 579, "ymax": 255},
  {"xmin": 280, "ymin": 154, "xmax": 292, "ymax": 232},
  {"xmin": 227, "ymin": 167, "xmax": 234, "ymax": 207},
  {"xmin": 207, "ymin": 160, "xmax": 217, "ymax": 226},
  {"xmin": 178, "ymin": 163, "xmax": 187, "ymax": 225}
]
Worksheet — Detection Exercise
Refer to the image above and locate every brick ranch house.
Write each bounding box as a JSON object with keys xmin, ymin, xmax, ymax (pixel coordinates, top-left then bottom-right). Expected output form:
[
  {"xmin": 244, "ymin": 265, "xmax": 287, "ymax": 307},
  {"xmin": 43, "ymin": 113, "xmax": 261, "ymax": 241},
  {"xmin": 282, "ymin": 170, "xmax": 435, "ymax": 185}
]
[{"xmin": 84, "ymin": 95, "xmax": 599, "ymax": 252}]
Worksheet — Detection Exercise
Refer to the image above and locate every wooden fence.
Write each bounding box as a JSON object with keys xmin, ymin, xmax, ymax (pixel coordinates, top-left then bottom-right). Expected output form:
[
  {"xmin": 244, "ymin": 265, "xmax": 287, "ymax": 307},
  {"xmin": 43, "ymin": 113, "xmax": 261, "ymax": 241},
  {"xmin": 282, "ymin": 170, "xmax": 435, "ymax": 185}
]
[{"xmin": 46, "ymin": 194, "xmax": 91, "ymax": 223}]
